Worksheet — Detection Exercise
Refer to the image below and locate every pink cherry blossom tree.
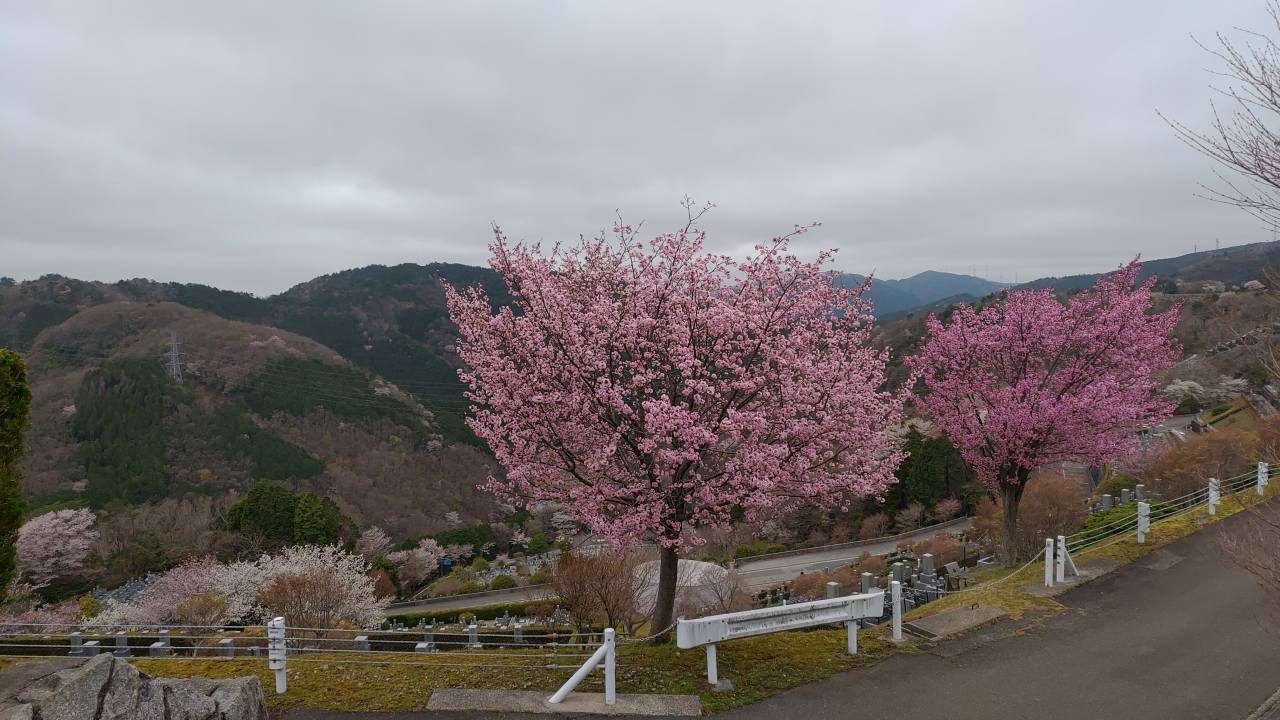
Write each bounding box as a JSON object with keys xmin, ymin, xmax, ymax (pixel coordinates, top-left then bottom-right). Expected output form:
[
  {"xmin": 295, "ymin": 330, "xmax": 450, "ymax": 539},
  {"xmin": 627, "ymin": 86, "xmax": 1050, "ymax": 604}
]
[
  {"xmin": 16, "ymin": 509, "xmax": 98, "ymax": 588},
  {"xmin": 908, "ymin": 262, "xmax": 1181, "ymax": 560},
  {"xmin": 447, "ymin": 210, "xmax": 905, "ymax": 635}
]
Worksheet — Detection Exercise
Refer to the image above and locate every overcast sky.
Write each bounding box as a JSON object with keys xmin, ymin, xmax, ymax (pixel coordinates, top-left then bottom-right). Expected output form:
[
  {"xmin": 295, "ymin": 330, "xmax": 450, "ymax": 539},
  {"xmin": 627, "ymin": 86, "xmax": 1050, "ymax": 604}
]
[{"xmin": 1, "ymin": 1, "xmax": 1275, "ymax": 296}]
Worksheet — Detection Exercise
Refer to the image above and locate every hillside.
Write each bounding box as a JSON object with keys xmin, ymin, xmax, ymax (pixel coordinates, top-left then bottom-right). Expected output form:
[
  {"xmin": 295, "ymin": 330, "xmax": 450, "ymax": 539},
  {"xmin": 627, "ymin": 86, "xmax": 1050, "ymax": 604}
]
[
  {"xmin": 3, "ymin": 279, "xmax": 502, "ymax": 540},
  {"xmin": 4, "ymin": 242, "xmax": 1278, "ymax": 545},
  {"xmin": 1016, "ymin": 241, "xmax": 1280, "ymax": 293},
  {"xmin": 836, "ymin": 271, "xmax": 1005, "ymax": 316}
]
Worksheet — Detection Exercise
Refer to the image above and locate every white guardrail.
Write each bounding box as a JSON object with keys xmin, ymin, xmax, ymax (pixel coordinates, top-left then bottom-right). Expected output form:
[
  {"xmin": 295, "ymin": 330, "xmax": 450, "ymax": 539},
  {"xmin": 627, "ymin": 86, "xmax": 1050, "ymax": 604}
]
[{"xmin": 676, "ymin": 590, "xmax": 888, "ymax": 685}]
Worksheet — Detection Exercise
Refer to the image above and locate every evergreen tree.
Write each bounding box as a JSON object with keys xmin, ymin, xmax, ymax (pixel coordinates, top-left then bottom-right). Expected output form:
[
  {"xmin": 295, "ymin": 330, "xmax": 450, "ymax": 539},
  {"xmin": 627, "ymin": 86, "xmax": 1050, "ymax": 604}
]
[
  {"xmin": 0, "ymin": 350, "xmax": 31, "ymax": 600},
  {"xmin": 291, "ymin": 493, "xmax": 343, "ymax": 545},
  {"xmin": 224, "ymin": 480, "xmax": 298, "ymax": 546}
]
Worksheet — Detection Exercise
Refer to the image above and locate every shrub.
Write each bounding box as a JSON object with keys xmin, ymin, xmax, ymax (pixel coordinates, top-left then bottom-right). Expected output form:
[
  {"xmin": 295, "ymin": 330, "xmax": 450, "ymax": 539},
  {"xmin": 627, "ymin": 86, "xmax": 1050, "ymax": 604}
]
[
  {"xmin": 488, "ymin": 574, "xmax": 517, "ymax": 590},
  {"xmin": 385, "ymin": 601, "xmax": 535, "ymax": 626},
  {"xmin": 858, "ymin": 513, "xmax": 891, "ymax": 540},
  {"xmin": 972, "ymin": 474, "xmax": 1087, "ymax": 560},
  {"xmin": 733, "ymin": 540, "xmax": 787, "ymax": 559}
]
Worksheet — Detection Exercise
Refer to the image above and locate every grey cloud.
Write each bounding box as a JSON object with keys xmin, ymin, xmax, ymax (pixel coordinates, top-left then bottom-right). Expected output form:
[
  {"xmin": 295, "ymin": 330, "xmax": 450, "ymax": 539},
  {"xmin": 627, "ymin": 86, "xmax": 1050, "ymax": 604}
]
[{"xmin": 0, "ymin": 0, "xmax": 1273, "ymax": 294}]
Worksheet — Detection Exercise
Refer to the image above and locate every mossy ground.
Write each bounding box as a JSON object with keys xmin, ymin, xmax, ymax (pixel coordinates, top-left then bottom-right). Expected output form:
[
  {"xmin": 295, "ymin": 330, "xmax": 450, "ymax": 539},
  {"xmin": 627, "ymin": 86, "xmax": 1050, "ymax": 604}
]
[{"xmin": 0, "ymin": 484, "xmax": 1269, "ymax": 714}]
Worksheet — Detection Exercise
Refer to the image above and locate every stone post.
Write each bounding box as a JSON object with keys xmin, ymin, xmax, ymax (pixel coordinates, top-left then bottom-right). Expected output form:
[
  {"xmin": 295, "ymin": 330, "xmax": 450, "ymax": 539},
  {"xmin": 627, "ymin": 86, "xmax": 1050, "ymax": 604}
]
[
  {"xmin": 825, "ymin": 581, "xmax": 839, "ymax": 599},
  {"xmin": 218, "ymin": 638, "xmax": 234, "ymax": 657},
  {"xmin": 860, "ymin": 572, "xmax": 873, "ymax": 593},
  {"xmin": 68, "ymin": 631, "xmax": 83, "ymax": 657},
  {"xmin": 113, "ymin": 631, "xmax": 130, "ymax": 657},
  {"xmin": 353, "ymin": 635, "xmax": 370, "ymax": 652}
]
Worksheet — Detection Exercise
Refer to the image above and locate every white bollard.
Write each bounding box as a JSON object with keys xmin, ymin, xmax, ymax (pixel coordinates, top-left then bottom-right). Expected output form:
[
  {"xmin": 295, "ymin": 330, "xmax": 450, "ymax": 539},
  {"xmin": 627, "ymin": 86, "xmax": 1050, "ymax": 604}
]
[
  {"xmin": 1259, "ymin": 461, "xmax": 1270, "ymax": 496},
  {"xmin": 267, "ymin": 617, "xmax": 287, "ymax": 694},
  {"xmin": 603, "ymin": 628, "xmax": 616, "ymax": 705},
  {"xmin": 890, "ymin": 580, "xmax": 903, "ymax": 641},
  {"xmin": 1208, "ymin": 478, "xmax": 1220, "ymax": 516},
  {"xmin": 706, "ymin": 643, "xmax": 718, "ymax": 685},
  {"xmin": 1137, "ymin": 502, "xmax": 1150, "ymax": 544},
  {"xmin": 1044, "ymin": 538, "xmax": 1055, "ymax": 587},
  {"xmin": 847, "ymin": 620, "xmax": 857, "ymax": 655},
  {"xmin": 1056, "ymin": 535, "xmax": 1067, "ymax": 584}
]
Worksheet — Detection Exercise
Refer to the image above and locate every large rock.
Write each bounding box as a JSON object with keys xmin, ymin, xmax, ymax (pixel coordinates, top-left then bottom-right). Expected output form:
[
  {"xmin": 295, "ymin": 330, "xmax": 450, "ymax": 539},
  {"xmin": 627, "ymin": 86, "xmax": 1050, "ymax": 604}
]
[{"xmin": 0, "ymin": 654, "xmax": 266, "ymax": 720}]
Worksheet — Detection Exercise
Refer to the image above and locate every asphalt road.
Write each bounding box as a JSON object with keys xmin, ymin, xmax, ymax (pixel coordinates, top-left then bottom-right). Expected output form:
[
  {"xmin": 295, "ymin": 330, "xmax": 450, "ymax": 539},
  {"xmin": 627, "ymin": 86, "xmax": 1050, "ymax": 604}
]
[
  {"xmin": 721, "ymin": 508, "xmax": 1280, "ymax": 720},
  {"xmin": 288, "ymin": 508, "xmax": 1280, "ymax": 719},
  {"xmin": 733, "ymin": 517, "xmax": 974, "ymax": 587},
  {"xmin": 387, "ymin": 519, "xmax": 973, "ymax": 615},
  {"xmin": 386, "ymin": 585, "xmax": 553, "ymax": 615}
]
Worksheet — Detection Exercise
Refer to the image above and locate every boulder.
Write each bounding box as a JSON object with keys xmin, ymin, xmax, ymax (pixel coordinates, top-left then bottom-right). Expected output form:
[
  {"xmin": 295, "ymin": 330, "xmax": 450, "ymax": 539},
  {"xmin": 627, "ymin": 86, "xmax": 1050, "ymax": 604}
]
[{"xmin": 0, "ymin": 654, "xmax": 266, "ymax": 720}]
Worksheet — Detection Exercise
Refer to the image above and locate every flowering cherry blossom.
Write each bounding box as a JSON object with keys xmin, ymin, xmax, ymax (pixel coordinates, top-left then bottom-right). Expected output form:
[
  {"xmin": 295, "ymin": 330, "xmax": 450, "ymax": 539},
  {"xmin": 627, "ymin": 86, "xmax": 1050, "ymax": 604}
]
[
  {"xmin": 908, "ymin": 262, "xmax": 1180, "ymax": 559},
  {"xmin": 447, "ymin": 216, "xmax": 904, "ymax": 632},
  {"xmin": 16, "ymin": 509, "xmax": 98, "ymax": 587}
]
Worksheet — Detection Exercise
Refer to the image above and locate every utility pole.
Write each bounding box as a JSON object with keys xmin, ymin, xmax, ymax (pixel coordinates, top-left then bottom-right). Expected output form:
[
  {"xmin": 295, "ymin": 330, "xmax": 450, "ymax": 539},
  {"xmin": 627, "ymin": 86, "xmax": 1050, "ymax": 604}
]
[{"xmin": 166, "ymin": 329, "xmax": 183, "ymax": 382}]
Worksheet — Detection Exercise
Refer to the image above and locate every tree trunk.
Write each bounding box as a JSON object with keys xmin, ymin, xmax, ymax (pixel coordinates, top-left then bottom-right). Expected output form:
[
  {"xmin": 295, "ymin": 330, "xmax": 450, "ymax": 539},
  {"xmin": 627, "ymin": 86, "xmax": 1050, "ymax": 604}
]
[
  {"xmin": 1000, "ymin": 477, "xmax": 1028, "ymax": 564},
  {"xmin": 649, "ymin": 545, "xmax": 680, "ymax": 643}
]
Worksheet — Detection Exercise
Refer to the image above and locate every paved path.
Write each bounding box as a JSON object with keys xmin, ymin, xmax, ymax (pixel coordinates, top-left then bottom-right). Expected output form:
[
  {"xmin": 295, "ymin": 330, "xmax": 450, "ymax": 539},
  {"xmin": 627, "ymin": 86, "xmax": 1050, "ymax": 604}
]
[
  {"xmin": 721, "ymin": 509, "xmax": 1280, "ymax": 720},
  {"xmin": 388, "ymin": 519, "xmax": 973, "ymax": 615},
  {"xmin": 733, "ymin": 517, "xmax": 973, "ymax": 587},
  {"xmin": 287, "ymin": 508, "xmax": 1280, "ymax": 719},
  {"xmin": 386, "ymin": 586, "xmax": 553, "ymax": 616}
]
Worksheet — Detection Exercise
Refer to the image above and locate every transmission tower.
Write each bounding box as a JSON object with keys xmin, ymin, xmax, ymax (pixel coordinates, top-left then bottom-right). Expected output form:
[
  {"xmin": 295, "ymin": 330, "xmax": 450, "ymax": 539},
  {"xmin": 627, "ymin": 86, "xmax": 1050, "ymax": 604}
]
[{"xmin": 166, "ymin": 329, "xmax": 183, "ymax": 382}]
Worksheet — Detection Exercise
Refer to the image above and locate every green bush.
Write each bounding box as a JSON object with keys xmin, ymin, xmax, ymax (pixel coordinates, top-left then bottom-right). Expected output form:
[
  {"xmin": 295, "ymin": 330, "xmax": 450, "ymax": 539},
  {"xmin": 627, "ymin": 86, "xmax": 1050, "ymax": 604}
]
[
  {"xmin": 1095, "ymin": 472, "xmax": 1137, "ymax": 499},
  {"xmin": 223, "ymin": 480, "xmax": 352, "ymax": 548},
  {"xmin": 526, "ymin": 532, "xmax": 551, "ymax": 555},
  {"xmin": 733, "ymin": 540, "xmax": 788, "ymax": 559},
  {"xmin": 488, "ymin": 574, "xmax": 517, "ymax": 590},
  {"xmin": 529, "ymin": 568, "xmax": 551, "ymax": 584},
  {"xmin": 1082, "ymin": 505, "xmax": 1136, "ymax": 531},
  {"xmin": 292, "ymin": 493, "xmax": 344, "ymax": 545},
  {"xmin": 455, "ymin": 580, "xmax": 484, "ymax": 595},
  {"xmin": 386, "ymin": 601, "xmax": 534, "ymax": 626},
  {"xmin": 470, "ymin": 556, "xmax": 490, "ymax": 572}
]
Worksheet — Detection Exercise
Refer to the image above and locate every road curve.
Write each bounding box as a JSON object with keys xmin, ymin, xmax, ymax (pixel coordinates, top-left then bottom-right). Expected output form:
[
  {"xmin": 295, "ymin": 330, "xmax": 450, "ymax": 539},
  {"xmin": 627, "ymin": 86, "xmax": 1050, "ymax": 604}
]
[
  {"xmin": 733, "ymin": 517, "xmax": 975, "ymax": 587},
  {"xmin": 289, "ymin": 510, "xmax": 1279, "ymax": 720},
  {"xmin": 718, "ymin": 507, "xmax": 1280, "ymax": 720},
  {"xmin": 386, "ymin": 519, "xmax": 974, "ymax": 616}
]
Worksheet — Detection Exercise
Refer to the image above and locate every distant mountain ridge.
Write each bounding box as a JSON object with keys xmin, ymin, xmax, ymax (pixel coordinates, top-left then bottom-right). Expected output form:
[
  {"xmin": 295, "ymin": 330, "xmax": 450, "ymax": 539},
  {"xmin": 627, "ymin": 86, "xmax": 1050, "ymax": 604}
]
[
  {"xmin": 3, "ymin": 240, "xmax": 1276, "ymax": 538},
  {"xmin": 836, "ymin": 271, "xmax": 1007, "ymax": 316}
]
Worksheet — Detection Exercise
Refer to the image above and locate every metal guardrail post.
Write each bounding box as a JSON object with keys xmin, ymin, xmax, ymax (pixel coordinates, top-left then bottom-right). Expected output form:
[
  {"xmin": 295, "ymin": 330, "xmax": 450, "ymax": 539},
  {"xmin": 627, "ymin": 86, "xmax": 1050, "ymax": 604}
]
[
  {"xmin": 825, "ymin": 581, "xmax": 839, "ymax": 599},
  {"xmin": 706, "ymin": 644, "xmax": 718, "ymax": 685},
  {"xmin": 267, "ymin": 617, "xmax": 287, "ymax": 694},
  {"xmin": 603, "ymin": 628, "xmax": 616, "ymax": 705},
  {"xmin": 1044, "ymin": 538, "xmax": 1054, "ymax": 587},
  {"xmin": 890, "ymin": 580, "xmax": 903, "ymax": 641},
  {"xmin": 548, "ymin": 629, "xmax": 613, "ymax": 704}
]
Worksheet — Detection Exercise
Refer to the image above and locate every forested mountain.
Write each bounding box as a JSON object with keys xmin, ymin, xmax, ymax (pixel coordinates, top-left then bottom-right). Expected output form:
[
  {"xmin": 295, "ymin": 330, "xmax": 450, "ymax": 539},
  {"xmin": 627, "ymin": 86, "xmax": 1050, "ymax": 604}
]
[
  {"xmin": 836, "ymin": 271, "xmax": 1006, "ymax": 316},
  {"xmin": 2, "ymin": 242, "xmax": 1276, "ymax": 549},
  {"xmin": 1, "ymin": 267, "xmax": 505, "ymax": 541}
]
